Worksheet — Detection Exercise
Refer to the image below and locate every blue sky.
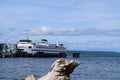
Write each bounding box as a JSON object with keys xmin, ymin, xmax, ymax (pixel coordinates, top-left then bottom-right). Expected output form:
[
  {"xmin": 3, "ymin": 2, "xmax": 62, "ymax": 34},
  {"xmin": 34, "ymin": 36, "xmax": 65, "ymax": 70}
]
[{"xmin": 0, "ymin": 0, "xmax": 120, "ymax": 51}]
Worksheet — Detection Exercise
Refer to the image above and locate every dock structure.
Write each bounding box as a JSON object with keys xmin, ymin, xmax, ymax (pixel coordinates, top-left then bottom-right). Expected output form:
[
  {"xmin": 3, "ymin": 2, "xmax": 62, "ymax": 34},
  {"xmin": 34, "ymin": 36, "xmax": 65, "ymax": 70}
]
[
  {"xmin": 73, "ymin": 52, "xmax": 80, "ymax": 58},
  {"xmin": 0, "ymin": 51, "xmax": 67, "ymax": 58},
  {"xmin": 0, "ymin": 43, "xmax": 8, "ymax": 58}
]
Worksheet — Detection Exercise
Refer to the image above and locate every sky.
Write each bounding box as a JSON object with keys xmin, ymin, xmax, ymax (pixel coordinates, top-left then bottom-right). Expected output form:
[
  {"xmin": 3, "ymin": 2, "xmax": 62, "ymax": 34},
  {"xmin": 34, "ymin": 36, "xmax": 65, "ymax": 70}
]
[{"xmin": 0, "ymin": 0, "xmax": 120, "ymax": 51}]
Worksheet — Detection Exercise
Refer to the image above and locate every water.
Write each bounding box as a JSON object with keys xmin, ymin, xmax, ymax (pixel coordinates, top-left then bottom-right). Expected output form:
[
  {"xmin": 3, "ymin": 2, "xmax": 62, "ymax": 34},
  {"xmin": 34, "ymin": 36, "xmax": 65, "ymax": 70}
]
[{"xmin": 0, "ymin": 52, "xmax": 120, "ymax": 80}]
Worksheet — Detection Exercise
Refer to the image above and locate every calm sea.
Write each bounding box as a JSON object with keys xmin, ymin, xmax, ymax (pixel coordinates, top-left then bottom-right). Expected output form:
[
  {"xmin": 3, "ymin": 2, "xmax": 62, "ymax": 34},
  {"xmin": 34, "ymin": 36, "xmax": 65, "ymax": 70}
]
[{"xmin": 0, "ymin": 51, "xmax": 120, "ymax": 80}]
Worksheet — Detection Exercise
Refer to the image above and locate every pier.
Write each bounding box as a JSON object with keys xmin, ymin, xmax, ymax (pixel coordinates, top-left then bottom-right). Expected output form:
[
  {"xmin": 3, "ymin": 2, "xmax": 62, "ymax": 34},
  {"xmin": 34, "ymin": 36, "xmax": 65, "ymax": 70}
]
[
  {"xmin": 0, "ymin": 52, "xmax": 67, "ymax": 58},
  {"xmin": 73, "ymin": 52, "xmax": 80, "ymax": 58}
]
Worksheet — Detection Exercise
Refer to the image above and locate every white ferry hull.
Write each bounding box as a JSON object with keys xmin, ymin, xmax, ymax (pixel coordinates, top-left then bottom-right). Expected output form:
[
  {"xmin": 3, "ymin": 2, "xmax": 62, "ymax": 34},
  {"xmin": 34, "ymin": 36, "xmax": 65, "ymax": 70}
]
[{"xmin": 16, "ymin": 39, "xmax": 67, "ymax": 57}]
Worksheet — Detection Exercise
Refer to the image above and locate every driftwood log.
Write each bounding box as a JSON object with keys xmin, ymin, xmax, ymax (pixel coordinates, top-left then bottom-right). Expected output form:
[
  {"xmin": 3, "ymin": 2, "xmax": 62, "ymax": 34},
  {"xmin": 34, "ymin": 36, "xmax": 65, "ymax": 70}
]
[{"xmin": 25, "ymin": 58, "xmax": 79, "ymax": 80}]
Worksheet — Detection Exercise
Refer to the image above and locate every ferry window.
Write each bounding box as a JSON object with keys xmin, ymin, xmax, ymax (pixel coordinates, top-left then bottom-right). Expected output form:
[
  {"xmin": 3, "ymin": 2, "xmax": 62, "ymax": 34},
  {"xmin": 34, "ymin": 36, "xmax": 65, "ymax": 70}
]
[{"xmin": 28, "ymin": 46, "xmax": 32, "ymax": 48}]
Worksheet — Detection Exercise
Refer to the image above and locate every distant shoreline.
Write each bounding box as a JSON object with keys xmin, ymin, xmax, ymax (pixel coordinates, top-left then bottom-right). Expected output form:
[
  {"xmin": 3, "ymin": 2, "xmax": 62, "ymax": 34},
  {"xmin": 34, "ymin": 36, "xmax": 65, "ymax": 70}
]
[{"xmin": 67, "ymin": 50, "xmax": 120, "ymax": 57}]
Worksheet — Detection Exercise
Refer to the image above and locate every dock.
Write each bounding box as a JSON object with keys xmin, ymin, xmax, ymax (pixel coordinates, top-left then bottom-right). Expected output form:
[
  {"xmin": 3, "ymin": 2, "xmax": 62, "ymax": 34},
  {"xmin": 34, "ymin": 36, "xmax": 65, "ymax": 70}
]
[{"xmin": 0, "ymin": 52, "xmax": 67, "ymax": 58}]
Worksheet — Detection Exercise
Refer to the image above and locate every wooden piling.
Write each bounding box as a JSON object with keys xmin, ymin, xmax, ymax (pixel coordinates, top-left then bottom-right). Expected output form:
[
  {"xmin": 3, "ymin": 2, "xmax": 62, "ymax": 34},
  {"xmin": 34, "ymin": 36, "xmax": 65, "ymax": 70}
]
[{"xmin": 73, "ymin": 52, "xmax": 80, "ymax": 58}]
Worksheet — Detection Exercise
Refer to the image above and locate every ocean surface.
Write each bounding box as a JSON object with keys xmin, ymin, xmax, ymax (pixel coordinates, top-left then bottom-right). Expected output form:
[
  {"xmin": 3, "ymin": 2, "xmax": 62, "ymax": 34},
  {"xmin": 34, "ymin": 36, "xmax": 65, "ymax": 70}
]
[{"xmin": 0, "ymin": 51, "xmax": 120, "ymax": 80}]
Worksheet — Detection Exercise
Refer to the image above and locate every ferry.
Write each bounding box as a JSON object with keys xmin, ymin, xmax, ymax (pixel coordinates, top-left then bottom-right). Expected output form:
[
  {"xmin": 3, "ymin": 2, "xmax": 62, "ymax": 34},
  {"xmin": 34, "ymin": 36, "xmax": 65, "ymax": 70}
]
[{"xmin": 16, "ymin": 38, "xmax": 67, "ymax": 57}]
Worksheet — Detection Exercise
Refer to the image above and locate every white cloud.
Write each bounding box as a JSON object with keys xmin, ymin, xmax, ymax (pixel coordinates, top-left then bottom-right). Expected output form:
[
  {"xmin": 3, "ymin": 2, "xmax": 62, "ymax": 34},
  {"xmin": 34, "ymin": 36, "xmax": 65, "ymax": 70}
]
[
  {"xmin": 56, "ymin": 28, "xmax": 79, "ymax": 35},
  {"xmin": 40, "ymin": 26, "xmax": 52, "ymax": 34},
  {"xmin": 21, "ymin": 26, "xmax": 120, "ymax": 36},
  {"xmin": 22, "ymin": 26, "xmax": 53, "ymax": 35}
]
